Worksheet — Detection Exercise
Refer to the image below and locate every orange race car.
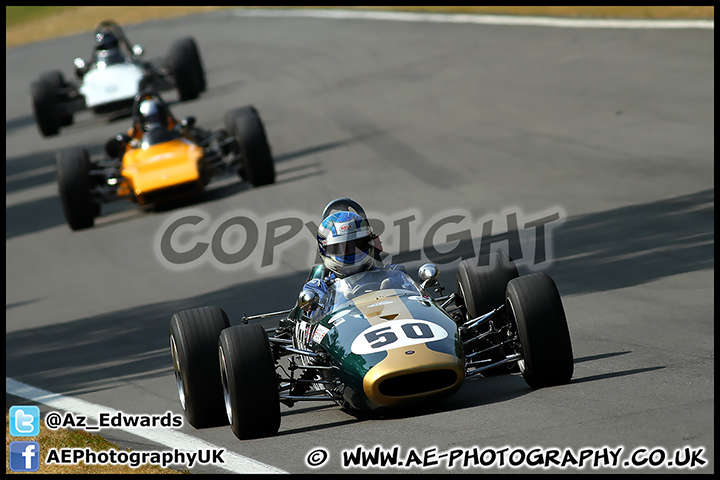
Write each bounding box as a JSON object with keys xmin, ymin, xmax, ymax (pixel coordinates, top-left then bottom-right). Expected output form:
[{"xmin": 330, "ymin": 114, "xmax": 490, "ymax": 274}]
[{"xmin": 55, "ymin": 90, "xmax": 275, "ymax": 231}]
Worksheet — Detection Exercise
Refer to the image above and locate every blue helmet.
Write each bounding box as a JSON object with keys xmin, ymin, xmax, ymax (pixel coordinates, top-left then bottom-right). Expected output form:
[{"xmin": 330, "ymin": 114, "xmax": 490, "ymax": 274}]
[{"xmin": 317, "ymin": 211, "xmax": 378, "ymax": 277}]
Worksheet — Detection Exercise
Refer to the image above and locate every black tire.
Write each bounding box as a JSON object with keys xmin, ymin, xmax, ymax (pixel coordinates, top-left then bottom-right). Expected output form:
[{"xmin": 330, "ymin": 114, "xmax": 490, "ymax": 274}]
[
  {"xmin": 31, "ymin": 77, "xmax": 60, "ymax": 137},
  {"xmin": 456, "ymin": 251, "xmax": 519, "ymax": 319},
  {"xmin": 169, "ymin": 306, "xmax": 230, "ymax": 428},
  {"xmin": 185, "ymin": 37, "xmax": 206, "ymax": 92},
  {"xmin": 43, "ymin": 71, "xmax": 74, "ymax": 127},
  {"xmin": 169, "ymin": 37, "xmax": 202, "ymax": 101},
  {"xmin": 456, "ymin": 252, "xmax": 519, "ymax": 375},
  {"xmin": 226, "ymin": 106, "xmax": 275, "ymax": 186},
  {"xmin": 506, "ymin": 273, "xmax": 574, "ymax": 389},
  {"xmin": 56, "ymin": 148, "xmax": 99, "ymax": 231},
  {"xmin": 218, "ymin": 324, "xmax": 280, "ymax": 440}
]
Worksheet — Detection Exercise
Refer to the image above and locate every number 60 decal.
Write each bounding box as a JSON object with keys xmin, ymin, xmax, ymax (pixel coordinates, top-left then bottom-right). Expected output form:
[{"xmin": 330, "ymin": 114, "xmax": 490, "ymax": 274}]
[{"xmin": 351, "ymin": 319, "xmax": 448, "ymax": 355}]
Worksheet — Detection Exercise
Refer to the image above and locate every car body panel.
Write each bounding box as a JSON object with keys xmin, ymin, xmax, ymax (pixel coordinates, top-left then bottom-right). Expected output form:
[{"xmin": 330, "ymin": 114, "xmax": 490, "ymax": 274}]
[
  {"xmin": 80, "ymin": 62, "xmax": 144, "ymax": 107},
  {"xmin": 300, "ymin": 269, "xmax": 466, "ymax": 411},
  {"xmin": 121, "ymin": 137, "xmax": 203, "ymax": 196}
]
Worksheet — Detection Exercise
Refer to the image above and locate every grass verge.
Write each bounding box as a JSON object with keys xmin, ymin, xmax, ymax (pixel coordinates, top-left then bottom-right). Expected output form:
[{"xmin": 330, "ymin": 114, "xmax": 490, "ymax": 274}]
[{"xmin": 6, "ymin": 6, "xmax": 715, "ymax": 48}]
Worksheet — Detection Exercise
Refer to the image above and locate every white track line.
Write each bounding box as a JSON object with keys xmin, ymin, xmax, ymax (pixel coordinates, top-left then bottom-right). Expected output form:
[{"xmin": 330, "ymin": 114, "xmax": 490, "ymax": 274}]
[
  {"xmin": 231, "ymin": 8, "xmax": 714, "ymax": 30},
  {"xmin": 6, "ymin": 377, "xmax": 288, "ymax": 474}
]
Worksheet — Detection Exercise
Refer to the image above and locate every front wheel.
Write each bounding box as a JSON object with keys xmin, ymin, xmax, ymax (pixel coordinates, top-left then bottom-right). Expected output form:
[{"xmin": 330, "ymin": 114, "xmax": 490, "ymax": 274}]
[
  {"xmin": 218, "ymin": 324, "xmax": 280, "ymax": 440},
  {"xmin": 169, "ymin": 306, "xmax": 230, "ymax": 428},
  {"xmin": 506, "ymin": 273, "xmax": 574, "ymax": 389},
  {"xmin": 56, "ymin": 148, "xmax": 99, "ymax": 231}
]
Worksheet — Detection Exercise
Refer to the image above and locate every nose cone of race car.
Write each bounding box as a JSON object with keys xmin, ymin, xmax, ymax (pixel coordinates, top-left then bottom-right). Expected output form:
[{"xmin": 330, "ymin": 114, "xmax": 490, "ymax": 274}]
[
  {"xmin": 80, "ymin": 63, "xmax": 144, "ymax": 108},
  {"xmin": 347, "ymin": 292, "xmax": 466, "ymax": 409},
  {"xmin": 362, "ymin": 345, "xmax": 465, "ymax": 408},
  {"xmin": 122, "ymin": 138, "xmax": 203, "ymax": 198}
]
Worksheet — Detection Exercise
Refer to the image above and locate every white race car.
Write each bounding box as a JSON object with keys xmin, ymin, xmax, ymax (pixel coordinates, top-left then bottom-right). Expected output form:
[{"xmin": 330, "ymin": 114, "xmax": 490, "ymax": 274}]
[{"xmin": 30, "ymin": 20, "xmax": 206, "ymax": 137}]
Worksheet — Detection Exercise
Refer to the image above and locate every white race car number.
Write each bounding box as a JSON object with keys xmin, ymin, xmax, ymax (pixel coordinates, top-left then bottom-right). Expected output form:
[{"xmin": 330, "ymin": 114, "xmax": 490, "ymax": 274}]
[{"xmin": 351, "ymin": 319, "xmax": 448, "ymax": 355}]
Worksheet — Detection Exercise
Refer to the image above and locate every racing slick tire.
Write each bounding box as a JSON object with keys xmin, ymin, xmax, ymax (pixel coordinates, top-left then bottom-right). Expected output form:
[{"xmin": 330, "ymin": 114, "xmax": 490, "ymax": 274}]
[
  {"xmin": 169, "ymin": 306, "xmax": 230, "ymax": 428},
  {"xmin": 456, "ymin": 252, "xmax": 519, "ymax": 375},
  {"xmin": 56, "ymin": 148, "xmax": 99, "ymax": 231},
  {"xmin": 457, "ymin": 252, "xmax": 519, "ymax": 319},
  {"xmin": 169, "ymin": 37, "xmax": 203, "ymax": 101},
  {"xmin": 43, "ymin": 71, "xmax": 74, "ymax": 127},
  {"xmin": 225, "ymin": 106, "xmax": 275, "ymax": 187},
  {"xmin": 218, "ymin": 324, "xmax": 281, "ymax": 440},
  {"xmin": 184, "ymin": 37, "xmax": 206, "ymax": 92},
  {"xmin": 31, "ymin": 74, "xmax": 59, "ymax": 137},
  {"xmin": 506, "ymin": 273, "xmax": 574, "ymax": 389}
]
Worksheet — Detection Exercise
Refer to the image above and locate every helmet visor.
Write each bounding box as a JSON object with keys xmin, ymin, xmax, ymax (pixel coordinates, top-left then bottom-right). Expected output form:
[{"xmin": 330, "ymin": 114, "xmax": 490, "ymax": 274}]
[{"xmin": 325, "ymin": 236, "xmax": 373, "ymax": 258}]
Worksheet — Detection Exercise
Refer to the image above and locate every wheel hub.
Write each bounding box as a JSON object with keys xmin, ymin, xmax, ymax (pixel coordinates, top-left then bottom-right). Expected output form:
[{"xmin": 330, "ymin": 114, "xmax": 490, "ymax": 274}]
[
  {"xmin": 218, "ymin": 345, "xmax": 233, "ymax": 425},
  {"xmin": 170, "ymin": 335, "xmax": 186, "ymax": 411}
]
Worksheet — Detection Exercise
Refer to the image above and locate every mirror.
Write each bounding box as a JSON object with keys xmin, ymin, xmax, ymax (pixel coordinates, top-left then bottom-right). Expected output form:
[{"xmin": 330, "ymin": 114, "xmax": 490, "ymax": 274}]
[
  {"xmin": 73, "ymin": 57, "xmax": 86, "ymax": 78},
  {"xmin": 418, "ymin": 263, "xmax": 439, "ymax": 288},
  {"xmin": 132, "ymin": 44, "xmax": 144, "ymax": 56},
  {"xmin": 298, "ymin": 289, "xmax": 319, "ymax": 312}
]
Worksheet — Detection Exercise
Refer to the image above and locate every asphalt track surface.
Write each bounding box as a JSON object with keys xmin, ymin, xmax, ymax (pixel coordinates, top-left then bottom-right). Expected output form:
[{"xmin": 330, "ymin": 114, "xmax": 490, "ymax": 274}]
[{"xmin": 6, "ymin": 10, "xmax": 714, "ymax": 474}]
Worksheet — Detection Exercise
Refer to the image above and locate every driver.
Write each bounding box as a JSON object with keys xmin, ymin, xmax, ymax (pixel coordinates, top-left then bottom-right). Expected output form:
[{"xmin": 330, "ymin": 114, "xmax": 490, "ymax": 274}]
[
  {"xmin": 127, "ymin": 98, "xmax": 176, "ymax": 145},
  {"xmin": 75, "ymin": 30, "xmax": 126, "ymax": 78},
  {"xmin": 138, "ymin": 99, "xmax": 170, "ymax": 133},
  {"xmin": 94, "ymin": 31, "xmax": 126, "ymax": 66},
  {"xmin": 301, "ymin": 209, "xmax": 408, "ymax": 312}
]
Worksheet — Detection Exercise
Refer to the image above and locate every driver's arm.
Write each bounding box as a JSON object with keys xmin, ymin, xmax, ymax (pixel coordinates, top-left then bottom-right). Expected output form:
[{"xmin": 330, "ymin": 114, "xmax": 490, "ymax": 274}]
[
  {"xmin": 303, "ymin": 278, "xmax": 328, "ymax": 297},
  {"xmin": 301, "ymin": 278, "xmax": 329, "ymax": 313}
]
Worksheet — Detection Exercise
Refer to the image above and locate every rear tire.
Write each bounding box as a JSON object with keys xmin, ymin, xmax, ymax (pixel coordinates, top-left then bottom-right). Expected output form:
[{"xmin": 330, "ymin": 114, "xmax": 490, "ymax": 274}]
[
  {"xmin": 43, "ymin": 71, "xmax": 74, "ymax": 127},
  {"xmin": 506, "ymin": 273, "xmax": 574, "ymax": 388},
  {"xmin": 31, "ymin": 75, "xmax": 59, "ymax": 137},
  {"xmin": 219, "ymin": 324, "xmax": 280, "ymax": 440},
  {"xmin": 185, "ymin": 37, "xmax": 206, "ymax": 92},
  {"xmin": 456, "ymin": 252, "xmax": 519, "ymax": 375},
  {"xmin": 169, "ymin": 37, "xmax": 203, "ymax": 101},
  {"xmin": 456, "ymin": 252, "xmax": 519, "ymax": 318},
  {"xmin": 169, "ymin": 306, "xmax": 230, "ymax": 428},
  {"xmin": 225, "ymin": 106, "xmax": 275, "ymax": 186},
  {"xmin": 56, "ymin": 148, "xmax": 99, "ymax": 231}
]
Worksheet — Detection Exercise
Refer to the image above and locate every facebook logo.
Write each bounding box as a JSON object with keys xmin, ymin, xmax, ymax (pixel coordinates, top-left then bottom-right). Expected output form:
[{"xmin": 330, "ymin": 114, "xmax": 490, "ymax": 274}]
[
  {"xmin": 9, "ymin": 441, "xmax": 41, "ymax": 472},
  {"xmin": 9, "ymin": 405, "xmax": 40, "ymax": 436}
]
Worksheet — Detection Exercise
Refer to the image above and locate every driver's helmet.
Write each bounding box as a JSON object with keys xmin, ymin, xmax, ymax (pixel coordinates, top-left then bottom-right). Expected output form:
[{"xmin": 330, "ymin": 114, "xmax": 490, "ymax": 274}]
[
  {"xmin": 138, "ymin": 99, "xmax": 169, "ymax": 133},
  {"xmin": 317, "ymin": 211, "xmax": 378, "ymax": 278},
  {"xmin": 95, "ymin": 31, "xmax": 124, "ymax": 65}
]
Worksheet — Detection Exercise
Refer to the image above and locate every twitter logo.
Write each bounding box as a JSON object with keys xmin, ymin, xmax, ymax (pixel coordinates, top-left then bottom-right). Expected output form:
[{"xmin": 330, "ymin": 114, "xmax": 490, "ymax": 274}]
[{"xmin": 9, "ymin": 405, "xmax": 40, "ymax": 437}]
